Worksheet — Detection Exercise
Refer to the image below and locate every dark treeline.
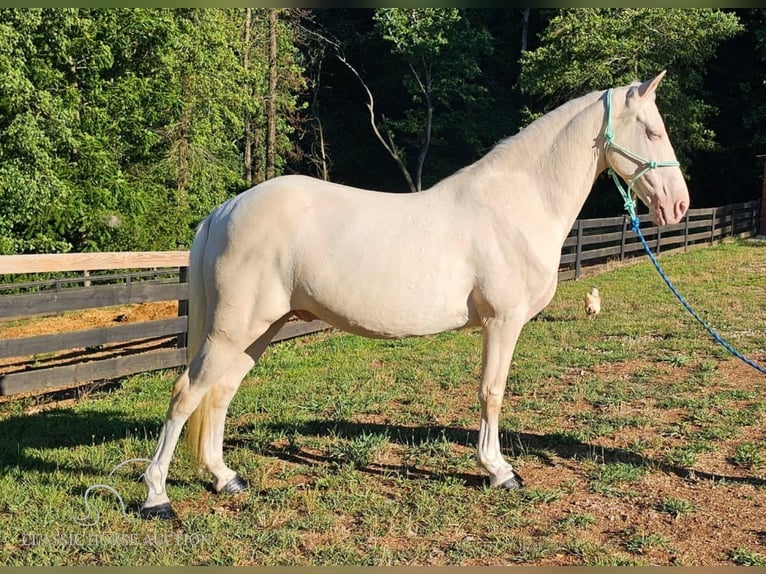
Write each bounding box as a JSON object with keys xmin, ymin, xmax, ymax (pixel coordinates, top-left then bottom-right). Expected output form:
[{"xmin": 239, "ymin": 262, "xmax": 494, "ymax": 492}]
[{"xmin": 0, "ymin": 8, "xmax": 762, "ymax": 255}]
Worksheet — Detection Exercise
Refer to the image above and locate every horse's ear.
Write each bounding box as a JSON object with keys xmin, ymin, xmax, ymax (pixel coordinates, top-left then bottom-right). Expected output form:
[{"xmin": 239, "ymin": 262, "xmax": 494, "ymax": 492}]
[
  {"xmin": 626, "ymin": 70, "xmax": 666, "ymax": 108},
  {"xmin": 637, "ymin": 70, "xmax": 666, "ymax": 99}
]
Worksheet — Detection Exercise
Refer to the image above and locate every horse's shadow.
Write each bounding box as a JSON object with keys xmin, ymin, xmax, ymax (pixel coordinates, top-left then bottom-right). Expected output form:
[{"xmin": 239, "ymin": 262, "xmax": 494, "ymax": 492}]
[
  {"xmin": 3, "ymin": 406, "xmax": 763, "ymax": 491},
  {"xmin": 0, "ymin": 402, "xmax": 160, "ymax": 475},
  {"xmin": 235, "ymin": 418, "xmax": 766, "ymax": 489}
]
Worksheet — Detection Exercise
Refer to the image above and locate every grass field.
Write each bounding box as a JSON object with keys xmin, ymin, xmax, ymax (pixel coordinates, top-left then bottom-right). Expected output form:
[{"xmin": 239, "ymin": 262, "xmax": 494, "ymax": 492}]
[{"xmin": 1, "ymin": 238, "xmax": 765, "ymax": 566}]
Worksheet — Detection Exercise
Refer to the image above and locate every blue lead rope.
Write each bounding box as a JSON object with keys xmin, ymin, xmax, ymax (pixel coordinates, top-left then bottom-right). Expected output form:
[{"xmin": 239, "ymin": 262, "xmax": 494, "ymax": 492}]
[
  {"xmin": 628, "ymin": 215, "xmax": 766, "ymax": 376},
  {"xmin": 603, "ymin": 88, "xmax": 766, "ymax": 376}
]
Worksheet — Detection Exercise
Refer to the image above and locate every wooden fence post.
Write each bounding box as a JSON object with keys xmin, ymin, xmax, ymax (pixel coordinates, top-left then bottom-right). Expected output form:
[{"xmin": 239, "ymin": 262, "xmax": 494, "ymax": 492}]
[
  {"xmin": 620, "ymin": 215, "xmax": 628, "ymax": 262},
  {"xmin": 656, "ymin": 222, "xmax": 662, "ymax": 254},
  {"xmin": 177, "ymin": 266, "xmax": 189, "ymax": 351},
  {"xmin": 683, "ymin": 210, "xmax": 690, "ymax": 252},
  {"xmin": 710, "ymin": 207, "xmax": 717, "ymax": 245},
  {"xmin": 758, "ymin": 154, "xmax": 766, "ymax": 236},
  {"xmin": 575, "ymin": 219, "xmax": 584, "ymax": 279},
  {"xmin": 728, "ymin": 204, "xmax": 734, "ymax": 237}
]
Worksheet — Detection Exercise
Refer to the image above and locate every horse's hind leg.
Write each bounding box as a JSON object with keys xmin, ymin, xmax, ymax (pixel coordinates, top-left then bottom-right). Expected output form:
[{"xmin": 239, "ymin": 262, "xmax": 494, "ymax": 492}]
[
  {"xmin": 193, "ymin": 317, "xmax": 289, "ymax": 493},
  {"xmin": 140, "ymin": 320, "xmax": 276, "ymax": 519}
]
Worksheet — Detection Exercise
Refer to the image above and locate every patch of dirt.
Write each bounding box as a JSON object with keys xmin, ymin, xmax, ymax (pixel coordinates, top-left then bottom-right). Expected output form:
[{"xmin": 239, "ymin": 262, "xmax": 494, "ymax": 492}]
[
  {"xmin": 0, "ymin": 302, "xmax": 181, "ymax": 400},
  {"xmin": 0, "ymin": 301, "xmax": 178, "ymax": 341}
]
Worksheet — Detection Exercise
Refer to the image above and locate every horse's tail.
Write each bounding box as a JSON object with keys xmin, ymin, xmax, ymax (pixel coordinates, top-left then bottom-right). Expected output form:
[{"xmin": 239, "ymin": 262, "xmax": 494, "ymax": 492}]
[{"xmin": 182, "ymin": 216, "xmax": 211, "ymax": 467}]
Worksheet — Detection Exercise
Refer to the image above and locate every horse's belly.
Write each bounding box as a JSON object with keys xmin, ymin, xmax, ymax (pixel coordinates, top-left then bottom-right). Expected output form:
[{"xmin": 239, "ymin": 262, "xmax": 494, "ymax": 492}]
[
  {"xmin": 293, "ymin": 274, "xmax": 476, "ymax": 339},
  {"xmin": 316, "ymin": 302, "xmax": 473, "ymax": 339}
]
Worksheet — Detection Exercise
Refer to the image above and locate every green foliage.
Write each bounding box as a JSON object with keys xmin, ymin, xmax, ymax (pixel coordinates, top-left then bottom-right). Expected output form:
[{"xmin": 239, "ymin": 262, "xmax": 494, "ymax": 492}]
[
  {"xmin": 729, "ymin": 547, "xmax": 766, "ymax": 566},
  {"xmin": 374, "ymin": 8, "xmax": 460, "ymax": 58},
  {"xmin": 370, "ymin": 9, "xmax": 495, "ymax": 190},
  {"xmin": 0, "ymin": 8, "xmax": 763, "ymax": 254},
  {"xmin": 655, "ymin": 497, "xmax": 697, "ymax": 517},
  {"xmin": 744, "ymin": 9, "xmax": 766, "ymax": 151},
  {"xmin": 0, "ymin": 8, "xmax": 304, "ymax": 254},
  {"xmin": 519, "ymin": 9, "xmax": 742, "ymax": 163}
]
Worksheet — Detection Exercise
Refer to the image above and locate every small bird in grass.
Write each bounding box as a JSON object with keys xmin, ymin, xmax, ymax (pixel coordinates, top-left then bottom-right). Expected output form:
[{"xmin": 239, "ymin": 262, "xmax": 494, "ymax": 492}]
[{"xmin": 584, "ymin": 287, "xmax": 601, "ymax": 319}]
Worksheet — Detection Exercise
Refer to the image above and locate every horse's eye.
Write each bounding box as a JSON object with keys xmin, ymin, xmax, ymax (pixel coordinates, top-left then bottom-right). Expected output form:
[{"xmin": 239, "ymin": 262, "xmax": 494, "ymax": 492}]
[{"xmin": 647, "ymin": 129, "xmax": 662, "ymax": 141}]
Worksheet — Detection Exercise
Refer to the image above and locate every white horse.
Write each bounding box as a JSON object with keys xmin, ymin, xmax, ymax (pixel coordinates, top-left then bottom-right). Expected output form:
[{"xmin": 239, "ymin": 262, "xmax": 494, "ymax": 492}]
[{"xmin": 140, "ymin": 72, "xmax": 689, "ymax": 519}]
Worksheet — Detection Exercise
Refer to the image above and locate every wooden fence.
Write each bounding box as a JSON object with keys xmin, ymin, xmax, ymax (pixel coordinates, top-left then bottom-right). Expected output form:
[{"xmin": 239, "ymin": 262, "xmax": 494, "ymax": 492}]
[
  {"xmin": 0, "ymin": 199, "xmax": 760, "ymax": 397},
  {"xmin": 0, "ymin": 252, "xmax": 328, "ymax": 396},
  {"xmin": 558, "ymin": 200, "xmax": 761, "ymax": 280}
]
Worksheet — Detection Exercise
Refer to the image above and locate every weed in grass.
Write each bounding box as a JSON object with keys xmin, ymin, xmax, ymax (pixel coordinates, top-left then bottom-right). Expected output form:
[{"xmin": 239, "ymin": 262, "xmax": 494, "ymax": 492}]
[
  {"xmin": 697, "ymin": 424, "xmax": 738, "ymax": 441},
  {"xmin": 588, "ymin": 461, "xmax": 646, "ymax": 497},
  {"xmin": 720, "ymin": 389, "xmax": 759, "ymax": 401},
  {"xmin": 589, "ymin": 461, "xmax": 646, "ymax": 485},
  {"xmin": 561, "ymin": 537, "xmax": 608, "ymax": 562},
  {"xmin": 726, "ymin": 405, "xmax": 761, "ymax": 428},
  {"xmin": 730, "ymin": 442, "xmax": 764, "ymax": 470},
  {"xmin": 665, "ymin": 446, "xmax": 698, "ymax": 468},
  {"xmin": 729, "ymin": 547, "xmax": 766, "ymax": 566},
  {"xmin": 627, "ymin": 436, "xmax": 662, "ymax": 456},
  {"xmin": 553, "ymin": 513, "xmax": 597, "ymax": 533},
  {"xmin": 326, "ymin": 430, "xmax": 388, "ymax": 470},
  {"xmin": 574, "ymin": 411, "xmax": 619, "ymax": 439},
  {"xmin": 544, "ymin": 430, "xmax": 583, "ymax": 448},
  {"xmin": 587, "ymin": 554, "xmax": 649, "ymax": 566},
  {"xmin": 658, "ymin": 354, "xmax": 693, "ymax": 368},
  {"xmin": 655, "ymin": 497, "xmax": 697, "ymax": 518},
  {"xmin": 624, "ymin": 529, "xmax": 671, "ymax": 554},
  {"xmin": 519, "ymin": 486, "xmax": 564, "ymax": 504}
]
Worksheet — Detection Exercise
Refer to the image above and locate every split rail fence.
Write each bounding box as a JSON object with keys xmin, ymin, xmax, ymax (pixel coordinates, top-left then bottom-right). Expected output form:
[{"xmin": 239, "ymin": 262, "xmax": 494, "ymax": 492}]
[{"xmin": 0, "ymin": 199, "xmax": 760, "ymax": 397}]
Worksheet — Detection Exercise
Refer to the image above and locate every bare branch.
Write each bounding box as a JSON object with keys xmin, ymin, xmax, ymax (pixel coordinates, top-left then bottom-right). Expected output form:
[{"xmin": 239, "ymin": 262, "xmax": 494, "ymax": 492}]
[{"xmin": 297, "ymin": 21, "xmax": 417, "ymax": 191}]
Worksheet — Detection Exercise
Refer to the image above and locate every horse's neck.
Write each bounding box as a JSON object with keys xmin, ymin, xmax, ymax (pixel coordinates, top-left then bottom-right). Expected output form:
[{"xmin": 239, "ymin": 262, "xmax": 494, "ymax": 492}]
[{"xmin": 450, "ymin": 91, "xmax": 607, "ymax": 244}]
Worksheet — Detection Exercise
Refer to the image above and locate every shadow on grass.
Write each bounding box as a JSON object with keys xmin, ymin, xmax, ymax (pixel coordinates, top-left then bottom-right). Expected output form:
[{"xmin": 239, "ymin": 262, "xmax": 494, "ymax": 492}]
[
  {"xmin": 237, "ymin": 418, "xmax": 766, "ymax": 489},
  {"xmin": 0, "ymin": 405, "xmax": 160, "ymax": 474}
]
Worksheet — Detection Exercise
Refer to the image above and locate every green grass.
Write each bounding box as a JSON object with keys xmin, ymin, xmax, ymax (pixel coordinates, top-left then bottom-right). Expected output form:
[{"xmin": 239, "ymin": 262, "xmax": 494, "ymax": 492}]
[
  {"xmin": 655, "ymin": 497, "xmax": 697, "ymax": 517},
  {"xmin": 729, "ymin": 547, "xmax": 766, "ymax": 566},
  {"xmin": 1, "ymin": 238, "xmax": 765, "ymax": 566}
]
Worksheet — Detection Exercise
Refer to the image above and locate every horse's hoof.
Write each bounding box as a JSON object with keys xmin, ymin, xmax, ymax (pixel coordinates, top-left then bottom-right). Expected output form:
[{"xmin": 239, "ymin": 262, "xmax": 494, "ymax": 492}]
[
  {"xmin": 219, "ymin": 474, "xmax": 248, "ymax": 494},
  {"xmin": 500, "ymin": 473, "xmax": 524, "ymax": 490},
  {"xmin": 139, "ymin": 502, "xmax": 177, "ymax": 520}
]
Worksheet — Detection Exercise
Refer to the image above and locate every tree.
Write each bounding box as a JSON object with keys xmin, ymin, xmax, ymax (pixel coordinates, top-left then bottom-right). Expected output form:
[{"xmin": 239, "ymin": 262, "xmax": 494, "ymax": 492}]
[
  {"xmin": 318, "ymin": 9, "xmax": 494, "ymax": 192},
  {"xmin": 519, "ymin": 9, "xmax": 742, "ymax": 164},
  {"xmin": 239, "ymin": 8, "xmax": 305, "ymax": 186},
  {"xmin": 745, "ymin": 9, "xmax": 766, "ymax": 152},
  {"xmin": 372, "ymin": 8, "xmax": 494, "ymax": 191},
  {"xmin": 0, "ymin": 8, "xmax": 308, "ymax": 254},
  {"xmin": 0, "ymin": 8, "xmax": 130, "ymax": 254}
]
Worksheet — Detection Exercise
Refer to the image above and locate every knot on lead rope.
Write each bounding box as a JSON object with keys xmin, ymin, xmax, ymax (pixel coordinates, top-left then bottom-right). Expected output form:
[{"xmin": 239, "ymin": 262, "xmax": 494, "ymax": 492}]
[{"xmin": 648, "ymin": 160, "xmax": 658, "ymax": 169}]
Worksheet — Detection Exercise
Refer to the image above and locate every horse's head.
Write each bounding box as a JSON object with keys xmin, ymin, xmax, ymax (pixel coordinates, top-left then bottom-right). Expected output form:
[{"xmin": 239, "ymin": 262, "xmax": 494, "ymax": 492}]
[{"xmin": 604, "ymin": 71, "xmax": 690, "ymax": 226}]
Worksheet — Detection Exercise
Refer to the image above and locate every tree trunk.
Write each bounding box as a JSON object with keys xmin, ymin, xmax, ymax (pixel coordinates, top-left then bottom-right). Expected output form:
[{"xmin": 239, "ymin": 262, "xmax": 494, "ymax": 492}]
[
  {"xmin": 243, "ymin": 8, "xmax": 254, "ymax": 187},
  {"xmin": 414, "ymin": 56, "xmax": 433, "ymax": 192},
  {"xmin": 266, "ymin": 8, "xmax": 278, "ymax": 180},
  {"xmin": 521, "ymin": 8, "xmax": 530, "ymax": 53}
]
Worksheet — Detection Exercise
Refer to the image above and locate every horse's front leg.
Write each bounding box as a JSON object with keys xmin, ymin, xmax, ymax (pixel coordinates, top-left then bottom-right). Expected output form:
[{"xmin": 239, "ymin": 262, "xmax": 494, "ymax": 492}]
[{"xmin": 476, "ymin": 317, "xmax": 524, "ymax": 489}]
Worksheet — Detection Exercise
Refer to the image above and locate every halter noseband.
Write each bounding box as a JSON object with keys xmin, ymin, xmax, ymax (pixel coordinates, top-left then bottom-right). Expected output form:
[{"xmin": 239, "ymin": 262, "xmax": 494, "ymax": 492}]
[{"xmin": 603, "ymin": 88, "xmax": 680, "ymax": 221}]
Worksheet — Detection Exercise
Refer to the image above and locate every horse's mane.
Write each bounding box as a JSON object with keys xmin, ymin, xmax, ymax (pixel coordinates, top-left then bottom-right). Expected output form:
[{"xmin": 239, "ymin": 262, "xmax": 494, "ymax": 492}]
[
  {"xmin": 435, "ymin": 88, "xmax": 606, "ymax": 190},
  {"xmin": 486, "ymin": 89, "xmax": 604, "ymax": 168}
]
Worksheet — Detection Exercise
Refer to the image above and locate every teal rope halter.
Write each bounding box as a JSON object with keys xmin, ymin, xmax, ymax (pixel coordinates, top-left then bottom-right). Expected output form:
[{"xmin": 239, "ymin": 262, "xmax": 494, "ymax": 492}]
[
  {"xmin": 603, "ymin": 88, "xmax": 680, "ymax": 222},
  {"xmin": 603, "ymin": 88, "xmax": 766, "ymax": 376}
]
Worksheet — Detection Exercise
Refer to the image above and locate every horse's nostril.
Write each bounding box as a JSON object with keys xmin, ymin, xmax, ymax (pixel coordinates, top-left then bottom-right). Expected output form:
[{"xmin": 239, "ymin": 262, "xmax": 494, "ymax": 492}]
[{"xmin": 676, "ymin": 200, "xmax": 689, "ymax": 219}]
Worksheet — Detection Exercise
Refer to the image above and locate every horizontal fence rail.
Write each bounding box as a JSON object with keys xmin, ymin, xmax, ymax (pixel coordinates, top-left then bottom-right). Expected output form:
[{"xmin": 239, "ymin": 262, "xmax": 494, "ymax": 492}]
[
  {"xmin": 558, "ymin": 200, "xmax": 760, "ymax": 280},
  {"xmin": 0, "ymin": 200, "xmax": 760, "ymax": 396}
]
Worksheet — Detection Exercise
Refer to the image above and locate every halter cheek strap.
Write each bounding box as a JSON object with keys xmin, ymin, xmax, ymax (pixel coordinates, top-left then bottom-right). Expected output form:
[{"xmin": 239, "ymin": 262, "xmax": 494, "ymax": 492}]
[{"xmin": 603, "ymin": 88, "xmax": 680, "ymax": 222}]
